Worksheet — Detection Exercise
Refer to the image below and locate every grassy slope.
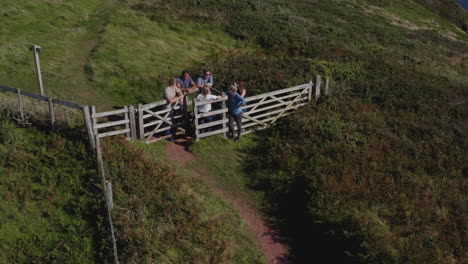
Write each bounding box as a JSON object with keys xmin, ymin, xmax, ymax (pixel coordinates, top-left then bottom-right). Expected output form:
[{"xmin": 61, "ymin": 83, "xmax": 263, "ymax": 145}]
[
  {"xmin": 0, "ymin": 118, "xmax": 108, "ymax": 263},
  {"xmin": 102, "ymin": 139, "xmax": 264, "ymax": 263},
  {"xmin": 129, "ymin": 0, "xmax": 467, "ymax": 263},
  {"xmin": 87, "ymin": 4, "xmax": 256, "ymax": 105},
  {"xmin": 1, "ymin": 0, "xmax": 467, "ymax": 263},
  {"xmin": 0, "ymin": 0, "xmax": 255, "ymax": 107},
  {"xmin": 0, "ymin": 116, "xmax": 264, "ymax": 263},
  {"xmin": 0, "ymin": 0, "xmax": 110, "ymax": 105}
]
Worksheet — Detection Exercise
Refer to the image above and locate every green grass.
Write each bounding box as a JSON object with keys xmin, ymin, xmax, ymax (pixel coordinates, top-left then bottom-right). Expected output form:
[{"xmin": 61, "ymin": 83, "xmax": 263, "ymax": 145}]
[
  {"xmin": 0, "ymin": 0, "xmax": 256, "ymax": 108},
  {"xmin": 102, "ymin": 139, "xmax": 265, "ymax": 263},
  {"xmin": 0, "ymin": 0, "xmax": 111, "ymax": 105},
  {"xmin": 187, "ymin": 135, "xmax": 265, "ymax": 210},
  {"xmin": 87, "ymin": 4, "xmax": 257, "ymax": 105},
  {"xmin": 0, "ymin": 116, "xmax": 265, "ymax": 263},
  {"xmin": 1, "ymin": 0, "xmax": 467, "ymax": 263},
  {"xmin": 0, "ymin": 118, "xmax": 109, "ymax": 263}
]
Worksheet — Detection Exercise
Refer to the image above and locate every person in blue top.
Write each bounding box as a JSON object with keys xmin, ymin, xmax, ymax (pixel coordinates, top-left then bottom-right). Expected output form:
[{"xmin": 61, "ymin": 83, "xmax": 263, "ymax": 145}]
[
  {"xmin": 226, "ymin": 83, "xmax": 247, "ymax": 142},
  {"xmin": 177, "ymin": 70, "xmax": 197, "ymax": 94},
  {"xmin": 196, "ymin": 69, "xmax": 214, "ymax": 93}
]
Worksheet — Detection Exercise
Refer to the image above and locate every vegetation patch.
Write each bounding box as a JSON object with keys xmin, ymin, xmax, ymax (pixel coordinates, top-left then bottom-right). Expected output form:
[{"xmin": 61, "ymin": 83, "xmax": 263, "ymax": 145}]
[
  {"xmin": 101, "ymin": 139, "xmax": 264, "ymax": 263},
  {"xmin": 0, "ymin": 118, "xmax": 109, "ymax": 263}
]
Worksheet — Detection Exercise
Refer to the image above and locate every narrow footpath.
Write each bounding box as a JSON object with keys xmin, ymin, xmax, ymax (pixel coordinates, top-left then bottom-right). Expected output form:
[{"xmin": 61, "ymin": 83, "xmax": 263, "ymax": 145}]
[{"xmin": 165, "ymin": 139, "xmax": 290, "ymax": 264}]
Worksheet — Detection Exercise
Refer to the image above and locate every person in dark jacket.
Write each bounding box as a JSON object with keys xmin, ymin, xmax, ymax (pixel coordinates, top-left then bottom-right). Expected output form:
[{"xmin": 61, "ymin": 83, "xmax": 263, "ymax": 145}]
[{"xmin": 226, "ymin": 83, "xmax": 247, "ymax": 141}]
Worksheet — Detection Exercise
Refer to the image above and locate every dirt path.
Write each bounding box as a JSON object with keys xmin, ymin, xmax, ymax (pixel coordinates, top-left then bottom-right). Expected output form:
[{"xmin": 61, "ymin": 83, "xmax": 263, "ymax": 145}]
[{"xmin": 165, "ymin": 139, "xmax": 290, "ymax": 264}]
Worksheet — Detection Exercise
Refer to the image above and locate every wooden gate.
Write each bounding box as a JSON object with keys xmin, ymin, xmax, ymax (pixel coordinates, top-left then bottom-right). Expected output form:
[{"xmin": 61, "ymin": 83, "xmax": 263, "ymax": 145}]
[
  {"xmin": 241, "ymin": 83, "xmax": 312, "ymax": 135},
  {"xmin": 137, "ymin": 100, "xmax": 188, "ymax": 143}
]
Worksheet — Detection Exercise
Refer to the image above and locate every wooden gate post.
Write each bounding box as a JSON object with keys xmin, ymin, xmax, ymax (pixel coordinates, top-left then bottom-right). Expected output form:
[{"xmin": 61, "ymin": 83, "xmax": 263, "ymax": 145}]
[
  {"xmin": 192, "ymin": 98, "xmax": 199, "ymax": 141},
  {"xmin": 104, "ymin": 180, "xmax": 114, "ymax": 210},
  {"xmin": 314, "ymin": 75, "xmax": 322, "ymax": 99},
  {"xmin": 308, "ymin": 81, "xmax": 313, "ymax": 101},
  {"xmin": 82, "ymin": 105, "xmax": 96, "ymax": 148},
  {"xmin": 123, "ymin": 106, "xmax": 130, "ymax": 139},
  {"xmin": 128, "ymin": 105, "xmax": 137, "ymax": 142},
  {"xmin": 48, "ymin": 97, "xmax": 55, "ymax": 130},
  {"xmin": 137, "ymin": 103, "xmax": 144, "ymax": 141},
  {"xmin": 221, "ymin": 93, "xmax": 227, "ymax": 138},
  {"xmin": 324, "ymin": 76, "xmax": 330, "ymax": 95},
  {"xmin": 91, "ymin": 106, "xmax": 99, "ymax": 141}
]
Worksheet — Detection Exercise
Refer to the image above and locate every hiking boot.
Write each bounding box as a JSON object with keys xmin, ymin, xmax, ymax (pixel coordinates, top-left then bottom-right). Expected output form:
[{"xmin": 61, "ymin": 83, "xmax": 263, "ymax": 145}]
[{"xmin": 233, "ymin": 137, "xmax": 240, "ymax": 142}]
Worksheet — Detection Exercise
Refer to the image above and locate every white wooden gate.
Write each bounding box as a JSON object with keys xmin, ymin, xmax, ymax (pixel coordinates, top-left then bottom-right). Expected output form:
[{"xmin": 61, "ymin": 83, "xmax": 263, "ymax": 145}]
[
  {"xmin": 137, "ymin": 100, "xmax": 188, "ymax": 143},
  {"xmin": 240, "ymin": 83, "xmax": 312, "ymax": 135}
]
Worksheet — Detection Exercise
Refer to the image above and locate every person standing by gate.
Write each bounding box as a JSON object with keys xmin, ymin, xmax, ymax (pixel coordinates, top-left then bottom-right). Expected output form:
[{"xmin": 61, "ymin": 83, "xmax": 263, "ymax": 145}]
[
  {"xmin": 196, "ymin": 86, "xmax": 221, "ymax": 133},
  {"xmin": 164, "ymin": 78, "xmax": 183, "ymax": 142},
  {"xmin": 226, "ymin": 83, "xmax": 247, "ymax": 142},
  {"xmin": 197, "ymin": 69, "xmax": 214, "ymax": 93},
  {"xmin": 177, "ymin": 70, "xmax": 197, "ymax": 94}
]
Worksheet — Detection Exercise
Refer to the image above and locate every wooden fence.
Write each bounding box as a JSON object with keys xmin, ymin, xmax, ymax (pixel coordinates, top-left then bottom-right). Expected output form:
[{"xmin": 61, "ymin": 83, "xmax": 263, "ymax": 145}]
[
  {"xmin": 90, "ymin": 105, "xmax": 137, "ymax": 142},
  {"xmin": 85, "ymin": 75, "xmax": 330, "ymax": 143},
  {"xmin": 0, "ymin": 84, "xmax": 96, "ymax": 148},
  {"xmin": 2, "ymin": 75, "xmax": 329, "ymax": 146}
]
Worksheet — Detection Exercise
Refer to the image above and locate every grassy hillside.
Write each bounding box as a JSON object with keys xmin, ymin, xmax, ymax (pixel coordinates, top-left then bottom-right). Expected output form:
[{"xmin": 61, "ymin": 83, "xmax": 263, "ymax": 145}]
[
  {"xmin": 0, "ymin": 116, "xmax": 264, "ymax": 263},
  {"xmin": 1, "ymin": 0, "xmax": 467, "ymax": 263},
  {"xmin": 102, "ymin": 140, "xmax": 264, "ymax": 263},
  {"xmin": 0, "ymin": 118, "xmax": 108, "ymax": 263},
  {"xmin": 0, "ymin": 0, "xmax": 255, "ymax": 107},
  {"xmin": 130, "ymin": 0, "xmax": 467, "ymax": 263}
]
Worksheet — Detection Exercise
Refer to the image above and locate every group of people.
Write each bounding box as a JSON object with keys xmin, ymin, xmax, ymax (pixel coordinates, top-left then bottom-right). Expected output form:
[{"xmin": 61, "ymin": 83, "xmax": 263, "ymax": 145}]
[{"xmin": 163, "ymin": 69, "xmax": 247, "ymax": 142}]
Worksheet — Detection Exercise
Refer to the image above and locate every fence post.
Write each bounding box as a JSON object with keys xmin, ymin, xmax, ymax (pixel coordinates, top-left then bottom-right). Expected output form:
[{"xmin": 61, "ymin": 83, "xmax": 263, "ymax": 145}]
[
  {"xmin": 137, "ymin": 104, "xmax": 144, "ymax": 141},
  {"xmin": 192, "ymin": 98, "xmax": 199, "ymax": 141},
  {"xmin": 94, "ymin": 135, "xmax": 120, "ymax": 264},
  {"xmin": 30, "ymin": 45, "xmax": 45, "ymax": 96},
  {"xmin": 17, "ymin": 89, "xmax": 24, "ymax": 121},
  {"xmin": 123, "ymin": 106, "xmax": 130, "ymax": 139},
  {"xmin": 48, "ymin": 97, "xmax": 55, "ymax": 130},
  {"xmin": 104, "ymin": 180, "xmax": 114, "ymax": 210},
  {"xmin": 221, "ymin": 93, "xmax": 227, "ymax": 138},
  {"xmin": 314, "ymin": 75, "xmax": 321, "ymax": 99},
  {"xmin": 308, "ymin": 81, "xmax": 313, "ymax": 101},
  {"xmin": 91, "ymin": 105, "xmax": 98, "ymax": 137},
  {"xmin": 324, "ymin": 76, "xmax": 330, "ymax": 95},
  {"xmin": 82, "ymin": 105, "xmax": 96, "ymax": 148},
  {"xmin": 128, "ymin": 105, "xmax": 137, "ymax": 142}
]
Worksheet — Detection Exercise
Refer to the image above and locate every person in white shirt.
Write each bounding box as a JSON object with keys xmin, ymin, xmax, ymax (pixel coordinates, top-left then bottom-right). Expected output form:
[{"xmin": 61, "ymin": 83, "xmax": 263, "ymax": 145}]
[{"xmin": 196, "ymin": 86, "xmax": 221, "ymax": 133}]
